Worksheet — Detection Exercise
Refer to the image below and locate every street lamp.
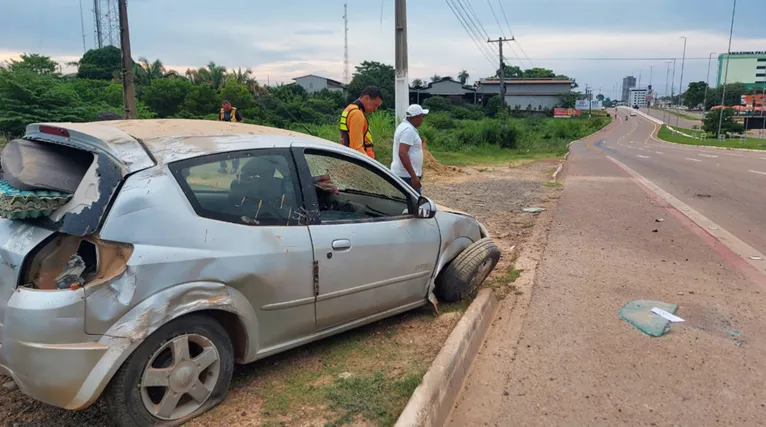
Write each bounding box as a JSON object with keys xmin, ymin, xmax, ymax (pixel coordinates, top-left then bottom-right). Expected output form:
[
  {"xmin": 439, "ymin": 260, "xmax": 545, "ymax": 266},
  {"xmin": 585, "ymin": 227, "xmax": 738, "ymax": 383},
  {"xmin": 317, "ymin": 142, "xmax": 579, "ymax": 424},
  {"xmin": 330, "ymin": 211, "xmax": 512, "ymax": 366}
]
[
  {"xmin": 702, "ymin": 52, "xmax": 716, "ymax": 113},
  {"xmin": 677, "ymin": 36, "xmax": 687, "ymax": 127},
  {"xmin": 718, "ymin": 0, "xmax": 737, "ymax": 139},
  {"xmin": 664, "ymin": 61, "xmax": 672, "ymax": 124}
]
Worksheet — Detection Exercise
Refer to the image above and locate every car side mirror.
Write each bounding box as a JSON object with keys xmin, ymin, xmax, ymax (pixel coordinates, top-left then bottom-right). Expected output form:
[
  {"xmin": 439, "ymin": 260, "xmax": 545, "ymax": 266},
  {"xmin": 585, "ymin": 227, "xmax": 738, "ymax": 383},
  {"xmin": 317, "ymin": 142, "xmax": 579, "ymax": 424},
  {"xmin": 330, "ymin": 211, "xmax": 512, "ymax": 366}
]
[{"xmin": 416, "ymin": 196, "xmax": 437, "ymax": 219}]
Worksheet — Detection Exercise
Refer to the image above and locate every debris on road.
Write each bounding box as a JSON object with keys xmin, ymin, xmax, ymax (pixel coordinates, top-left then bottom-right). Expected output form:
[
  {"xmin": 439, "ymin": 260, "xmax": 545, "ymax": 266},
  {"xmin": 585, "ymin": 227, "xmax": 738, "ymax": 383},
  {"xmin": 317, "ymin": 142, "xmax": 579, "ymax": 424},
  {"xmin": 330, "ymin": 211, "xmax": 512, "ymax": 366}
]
[
  {"xmin": 749, "ymin": 255, "xmax": 763, "ymax": 261},
  {"xmin": 619, "ymin": 300, "xmax": 680, "ymax": 337},
  {"xmin": 522, "ymin": 207, "xmax": 545, "ymax": 213},
  {"xmin": 651, "ymin": 307, "xmax": 685, "ymax": 323},
  {"xmin": 652, "ymin": 229, "xmax": 659, "ymax": 233},
  {"xmin": 655, "ymin": 218, "xmax": 664, "ymax": 222}
]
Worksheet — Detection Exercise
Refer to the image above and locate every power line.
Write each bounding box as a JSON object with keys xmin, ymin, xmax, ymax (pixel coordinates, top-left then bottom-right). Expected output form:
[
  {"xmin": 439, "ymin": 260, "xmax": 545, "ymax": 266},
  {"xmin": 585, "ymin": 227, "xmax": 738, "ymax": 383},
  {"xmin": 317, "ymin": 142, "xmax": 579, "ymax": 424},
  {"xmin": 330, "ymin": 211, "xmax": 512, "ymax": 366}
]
[
  {"xmin": 512, "ymin": 57, "xmax": 715, "ymax": 61},
  {"xmin": 445, "ymin": 0, "xmax": 497, "ymax": 69},
  {"xmin": 454, "ymin": 0, "xmax": 499, "ymax": 62},
  {"xmin": 496, "ymin": 0, "xmax": 534, "ymax": 67},
  {"xmin": 485, "ymin": 0, "xmax": 524, "ymax": 67}
]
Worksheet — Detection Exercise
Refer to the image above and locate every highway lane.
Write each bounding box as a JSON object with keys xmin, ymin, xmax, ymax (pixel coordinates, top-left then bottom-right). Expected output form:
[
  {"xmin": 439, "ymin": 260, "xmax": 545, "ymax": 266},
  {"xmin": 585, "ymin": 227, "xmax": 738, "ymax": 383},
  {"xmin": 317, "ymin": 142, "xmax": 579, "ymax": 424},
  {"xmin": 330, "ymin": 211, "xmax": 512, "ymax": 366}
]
[{"xmin": 597, "ymin": 112, "xmax": 766, "ymax": 255}]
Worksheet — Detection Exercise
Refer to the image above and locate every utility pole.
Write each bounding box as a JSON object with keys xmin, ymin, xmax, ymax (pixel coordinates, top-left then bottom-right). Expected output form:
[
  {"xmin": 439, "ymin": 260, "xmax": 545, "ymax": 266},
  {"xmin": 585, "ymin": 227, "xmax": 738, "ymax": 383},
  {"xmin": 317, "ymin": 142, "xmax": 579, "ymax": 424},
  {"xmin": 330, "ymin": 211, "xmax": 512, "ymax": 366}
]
[
  {"xmin": 678, "ymin": 36, "xmax": 687, "ymax": 128},
  {"xmin": 394, "ymin": 0, "xmax": 409, "ymax": 123},
  {"xmin": 703, "ymin": 52, "xmax": 716, "ymax": 112},
  {"xmin": 343, "ymin": 3, "xmax": 350, "ymax": 85},
  {"xmin": 664, "ymin": 61, "xmax": 672, "ymax": 124},
  {"xmin": 79, "ymin": 0, "xmax": 87, "ymax": 52},
  {"xmin": 718, "ymin": 0, "xmax": 737, "ymax": 139},
  {"xmin": 118, "ymin": 0, "xmax": 136, "ymax": 119},
  {"xmin": 488, "ymin": 36, "xmax": 514, "ymax": 110},
  {"xmin": 670, "ymin": 59, "xmax": 676, "ymax": 114}
]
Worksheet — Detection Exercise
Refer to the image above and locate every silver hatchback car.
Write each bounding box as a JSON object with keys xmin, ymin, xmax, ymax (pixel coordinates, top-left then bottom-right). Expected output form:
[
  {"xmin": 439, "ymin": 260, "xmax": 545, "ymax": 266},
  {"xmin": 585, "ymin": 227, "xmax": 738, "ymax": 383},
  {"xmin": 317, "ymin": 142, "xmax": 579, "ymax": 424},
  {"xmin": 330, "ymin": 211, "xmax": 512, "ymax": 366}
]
[{"xmin": 0, "ymin": 120, "xmax": 500, "ymax": 426}]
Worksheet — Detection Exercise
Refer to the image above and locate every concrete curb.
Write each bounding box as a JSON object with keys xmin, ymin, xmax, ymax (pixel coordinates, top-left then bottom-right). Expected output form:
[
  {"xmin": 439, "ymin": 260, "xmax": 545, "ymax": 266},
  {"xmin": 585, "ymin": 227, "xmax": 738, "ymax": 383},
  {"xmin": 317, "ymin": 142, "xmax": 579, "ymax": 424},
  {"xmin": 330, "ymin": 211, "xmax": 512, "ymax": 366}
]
[{"xmin": 395, "ymin": 288, "xmax": 498, "ymax": 427}]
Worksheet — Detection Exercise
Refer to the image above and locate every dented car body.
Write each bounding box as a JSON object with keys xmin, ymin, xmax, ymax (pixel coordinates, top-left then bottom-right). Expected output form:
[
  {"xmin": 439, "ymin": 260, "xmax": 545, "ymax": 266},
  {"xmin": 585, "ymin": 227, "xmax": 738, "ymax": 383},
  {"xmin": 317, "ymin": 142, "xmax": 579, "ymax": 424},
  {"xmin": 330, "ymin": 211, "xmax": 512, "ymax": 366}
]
[{"xmin": 0, "ymin": 119, "xmax": 499, "ymax": 425}]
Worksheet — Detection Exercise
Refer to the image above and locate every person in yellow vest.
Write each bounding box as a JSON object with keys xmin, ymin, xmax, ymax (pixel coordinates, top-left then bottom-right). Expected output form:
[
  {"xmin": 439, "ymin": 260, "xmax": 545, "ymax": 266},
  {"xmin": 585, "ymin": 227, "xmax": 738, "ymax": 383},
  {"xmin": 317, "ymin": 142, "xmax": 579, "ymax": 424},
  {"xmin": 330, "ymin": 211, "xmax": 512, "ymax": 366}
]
[
  {"xmin": 339, "ymin": 86, "xmax": 383, "ymax": 159},
  {"xmin": 218, "ymin": 100, "xmax": 243, "ymax": 173}
]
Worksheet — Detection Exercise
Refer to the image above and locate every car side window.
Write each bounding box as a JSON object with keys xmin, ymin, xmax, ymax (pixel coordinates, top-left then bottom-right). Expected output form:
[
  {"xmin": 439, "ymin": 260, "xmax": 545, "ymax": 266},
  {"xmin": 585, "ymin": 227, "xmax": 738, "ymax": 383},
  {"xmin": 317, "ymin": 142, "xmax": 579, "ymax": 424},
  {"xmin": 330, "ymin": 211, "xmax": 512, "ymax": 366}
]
[
  {"xmin": 303, "ymin": 151, "xmax": 411, "ymax": 222},
  {"xmin": 171, "ymin": 150, "xmax": 301, "ymax": 226}
]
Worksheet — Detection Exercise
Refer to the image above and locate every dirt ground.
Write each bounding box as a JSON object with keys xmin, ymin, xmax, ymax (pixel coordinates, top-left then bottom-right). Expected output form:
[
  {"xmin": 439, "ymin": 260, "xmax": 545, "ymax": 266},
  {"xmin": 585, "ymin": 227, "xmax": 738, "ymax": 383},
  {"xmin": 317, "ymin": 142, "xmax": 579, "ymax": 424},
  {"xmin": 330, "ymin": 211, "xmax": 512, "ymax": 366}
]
[{"xmin": 0, "ymin": 159, "xmax": 563, "ymax": 427}]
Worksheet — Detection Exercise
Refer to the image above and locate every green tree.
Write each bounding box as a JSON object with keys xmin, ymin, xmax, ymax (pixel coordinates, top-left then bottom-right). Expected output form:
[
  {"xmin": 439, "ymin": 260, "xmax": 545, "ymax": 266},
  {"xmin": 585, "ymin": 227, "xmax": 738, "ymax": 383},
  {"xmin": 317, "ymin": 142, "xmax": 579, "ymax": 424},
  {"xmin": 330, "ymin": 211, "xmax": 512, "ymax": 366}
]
[
  {"xmin": 682, "ymin": 81, "xmax": 708, "ymax": 109},
  {"xmin": 422, "ymin": 96, "xmax": 452, "ymax": 112},
  {"xmin": 140, "ymin": 77, "xmax": 194, "ymax": 117},
  {"xmin": 347, "ymin": 61, "xmax": 395, "ymax": 109},
  {"xmin": 596, "ymin": 94, "xmax": 605, "ymax": 101},
  {"xmin": 7, "ymin": 53, "xmax": 58, "ymax": 75},
  {"xmin": 430, "ymin": 74, "xmax": 442, "ymax": 83},
  {"xmin": 133, "ymin": 57, "xmax": 167, "ymax": 86},
  {"xmin": 77, "ymin": 46, "xmax": 122, "ymax": 80},
  {"xmin": 496, "ymin": 64, "xmax": 523, "ymax": 78},
  {"xmin": 218, "ymin": 78, "xmax": 256, "ymax": 110},
  {"xmin": 705, "ymin": 82, "xmax": 750, "ymax": 110},
  {"xmin": 457, "ymin": 70, "xmax": 469, "ymax": 84},
  {"xmin": 703, "ymin": 108, "xmax": 744, "ymax": 136},
  {"xmin": 558, "ymin": 91, "xmax": 580, "ymax": 109},
  {"xmin": 186, "ymin": 62, "xmax": 228, "ymax": 89},
  {"xmin": 180, "ymin": 84, "xmax": 219, "ymax": 117},
  {"xmin": 411, "ymin": 78, "xmax": 425, "ymax": 89},
  {"xmin": 522, "ymin": 68, "xmax": 557, "ymax": 78}
]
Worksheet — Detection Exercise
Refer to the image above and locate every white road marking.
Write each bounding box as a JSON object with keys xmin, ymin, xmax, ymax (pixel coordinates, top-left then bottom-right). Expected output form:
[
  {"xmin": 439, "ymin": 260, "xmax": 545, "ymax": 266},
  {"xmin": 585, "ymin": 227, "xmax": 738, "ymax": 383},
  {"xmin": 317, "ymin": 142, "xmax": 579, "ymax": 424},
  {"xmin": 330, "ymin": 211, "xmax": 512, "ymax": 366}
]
[
  {"xmin": 685, "ymin": 158, "xmax": 702, "ymax": 162},
  {"xmin": 748, "ymin": 170, "xmax": 766, "ymax": 176},
  {"xmin": 637, "ymin": 155, "xmax": 650, "ymax": 159},
  {"xmin": 698, "ymin": 153, "xmax": 718, "ymax": 158},
  {"xmin": 655, "ymin": 151, "xmax": 664, "ymax": 154}
]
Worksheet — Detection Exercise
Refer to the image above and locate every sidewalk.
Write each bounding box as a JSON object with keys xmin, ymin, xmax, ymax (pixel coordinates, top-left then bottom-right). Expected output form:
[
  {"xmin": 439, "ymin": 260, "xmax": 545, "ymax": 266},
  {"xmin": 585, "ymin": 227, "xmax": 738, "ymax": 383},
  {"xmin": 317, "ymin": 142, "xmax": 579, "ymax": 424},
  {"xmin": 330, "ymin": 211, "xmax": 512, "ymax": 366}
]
[{"xmin": 447, "ymin": 139, "xmax": 766, "ymax": 426}]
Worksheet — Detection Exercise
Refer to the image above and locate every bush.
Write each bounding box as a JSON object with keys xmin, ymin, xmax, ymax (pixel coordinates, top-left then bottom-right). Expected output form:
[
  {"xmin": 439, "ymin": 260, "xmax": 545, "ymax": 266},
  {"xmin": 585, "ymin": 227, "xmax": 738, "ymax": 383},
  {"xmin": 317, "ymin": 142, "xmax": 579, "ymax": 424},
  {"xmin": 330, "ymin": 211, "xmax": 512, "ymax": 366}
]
[
  {"xmin": 426, "ymin": 111, "xmax": 456, "ymax": 129},
  {"xmin": 451, "ymin": 105, "xmax": 484, "ymax": 120},
  {"xmin": 456, "ymin": 119, "xmax": 520, "ymax": 149},
  {"xmin": 485, "ymin": 96, "xmax": 503, "ymax": 118},
  {"xmin": 422, "ymin": 96, "xmax": 452, "ymax": 112}
]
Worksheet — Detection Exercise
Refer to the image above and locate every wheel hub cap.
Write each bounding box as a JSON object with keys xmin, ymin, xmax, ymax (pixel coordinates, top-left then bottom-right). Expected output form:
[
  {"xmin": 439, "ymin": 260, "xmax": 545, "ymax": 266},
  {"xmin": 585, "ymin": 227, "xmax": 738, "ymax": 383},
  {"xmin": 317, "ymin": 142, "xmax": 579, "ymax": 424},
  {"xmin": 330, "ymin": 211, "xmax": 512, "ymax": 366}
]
[{"xmin": 169, "ymin": 362, "xmax": 198, "ymax": 393}]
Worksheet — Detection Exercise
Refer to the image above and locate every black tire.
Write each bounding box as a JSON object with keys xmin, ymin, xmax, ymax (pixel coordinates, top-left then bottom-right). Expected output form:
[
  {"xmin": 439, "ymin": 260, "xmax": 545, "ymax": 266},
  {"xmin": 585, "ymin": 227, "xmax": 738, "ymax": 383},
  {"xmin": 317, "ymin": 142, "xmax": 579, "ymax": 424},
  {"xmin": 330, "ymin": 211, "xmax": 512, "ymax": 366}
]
[
  {"xmin": 104, "ymin": 313, "xmax": 234, "ymax": 427},
  {"xmin": 435, "ymin": 238, "xmax": 501, "ymax": 302}
]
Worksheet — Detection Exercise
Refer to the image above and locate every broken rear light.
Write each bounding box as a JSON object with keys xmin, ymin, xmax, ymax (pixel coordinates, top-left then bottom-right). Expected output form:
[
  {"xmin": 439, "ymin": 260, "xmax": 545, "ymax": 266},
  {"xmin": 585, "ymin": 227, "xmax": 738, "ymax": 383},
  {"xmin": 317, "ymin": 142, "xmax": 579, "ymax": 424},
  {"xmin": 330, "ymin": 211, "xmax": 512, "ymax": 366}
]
[
  {"xmin": 38, "ymin": 125, "xmax": 70, "ymax": 138},
  {"xmin": 22, "ymin": 234, "xmax": 133, "ymax": 290}
]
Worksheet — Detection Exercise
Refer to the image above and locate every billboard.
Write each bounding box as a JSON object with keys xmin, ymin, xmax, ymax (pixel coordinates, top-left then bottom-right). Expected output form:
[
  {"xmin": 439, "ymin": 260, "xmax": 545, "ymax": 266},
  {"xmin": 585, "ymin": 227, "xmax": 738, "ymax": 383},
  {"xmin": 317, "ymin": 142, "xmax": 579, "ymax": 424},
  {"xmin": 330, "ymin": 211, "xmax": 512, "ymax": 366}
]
[
  {"xmin": 575, "ymin": 100, "xmax": 603, "ymax": 110},
  {"xmin": 554, "ymin": 108, "xmax": 581, "ymax": 118}
]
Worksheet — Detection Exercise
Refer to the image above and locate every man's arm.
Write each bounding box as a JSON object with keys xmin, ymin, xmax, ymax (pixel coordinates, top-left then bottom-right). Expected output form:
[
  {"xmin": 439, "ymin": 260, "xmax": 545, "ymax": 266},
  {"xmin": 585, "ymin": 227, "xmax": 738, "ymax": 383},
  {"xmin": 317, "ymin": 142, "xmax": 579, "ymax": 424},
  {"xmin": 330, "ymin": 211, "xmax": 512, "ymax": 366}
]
[
  {"xmin": 397, "ymin": 130, "xmax": 420, "ymax": 190},
  {"xmin": 347, "ymin": 110, "xmax": 365, "ymax": 152}
]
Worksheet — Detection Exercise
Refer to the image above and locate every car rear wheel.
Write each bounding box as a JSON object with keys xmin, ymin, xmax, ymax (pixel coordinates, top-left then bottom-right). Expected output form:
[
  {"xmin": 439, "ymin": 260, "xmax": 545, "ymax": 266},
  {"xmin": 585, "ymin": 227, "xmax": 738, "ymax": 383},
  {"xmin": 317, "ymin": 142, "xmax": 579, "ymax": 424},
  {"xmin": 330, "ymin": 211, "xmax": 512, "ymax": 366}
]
[
  {"xmin": 435, "ymin": 238, "xmax": 501, "ymax": 302},
  {"xmin": 104, "ymin": 313, "xmax": 234, "ymax": 427}
]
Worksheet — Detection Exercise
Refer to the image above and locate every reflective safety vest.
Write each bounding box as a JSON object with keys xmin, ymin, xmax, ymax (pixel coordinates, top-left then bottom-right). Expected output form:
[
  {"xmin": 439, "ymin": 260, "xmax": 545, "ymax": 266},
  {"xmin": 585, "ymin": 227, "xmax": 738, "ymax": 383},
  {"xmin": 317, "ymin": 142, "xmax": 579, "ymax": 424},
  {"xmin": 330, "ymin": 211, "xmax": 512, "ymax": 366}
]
[
  {"xmin": 339, "ymin": 104, "xmax": 375, "ymax": 158},
  {"xmin": 220, "ymin": 106, "xmax": 240, "ymax": 122}
]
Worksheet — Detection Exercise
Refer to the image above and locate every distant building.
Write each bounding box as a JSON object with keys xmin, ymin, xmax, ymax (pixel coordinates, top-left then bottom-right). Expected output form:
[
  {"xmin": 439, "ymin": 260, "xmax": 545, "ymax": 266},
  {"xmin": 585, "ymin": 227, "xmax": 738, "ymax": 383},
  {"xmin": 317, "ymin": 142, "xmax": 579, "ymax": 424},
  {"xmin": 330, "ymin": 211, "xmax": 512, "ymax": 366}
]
[
  {"xmin": 628, "ymin": 88, "xmax": 648, "ymax": 108},
  {"xmin": 717, "ymin": 52, "xmax": 766, "ymax": 89},
  {"xmin": 410, "ymin": 77, "xmax": 475, "ymax": 104},
  {"xmin": 622, "ymin": 76, "xmax": 637, "ymax": 103},
  {"xmin": 292, "ymin": 74, "xmax": 346, "ymax": 95},
  {"xmin": 476, "ymin": 78, "xmax": 574, "ymax": 111}
]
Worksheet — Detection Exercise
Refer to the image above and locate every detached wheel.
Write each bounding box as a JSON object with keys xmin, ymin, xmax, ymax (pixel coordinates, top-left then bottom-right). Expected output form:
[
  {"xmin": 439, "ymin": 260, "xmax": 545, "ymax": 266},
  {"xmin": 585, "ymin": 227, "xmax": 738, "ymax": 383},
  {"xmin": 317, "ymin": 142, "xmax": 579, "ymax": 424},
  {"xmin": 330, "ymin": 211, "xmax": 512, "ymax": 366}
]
[
  {"xmin": 105, "ymin": 314, "xmax": 234, "ymax": 427},
  {"xmin": 435, "ymin": 238, "xmax": 501, "ymax": 302}
]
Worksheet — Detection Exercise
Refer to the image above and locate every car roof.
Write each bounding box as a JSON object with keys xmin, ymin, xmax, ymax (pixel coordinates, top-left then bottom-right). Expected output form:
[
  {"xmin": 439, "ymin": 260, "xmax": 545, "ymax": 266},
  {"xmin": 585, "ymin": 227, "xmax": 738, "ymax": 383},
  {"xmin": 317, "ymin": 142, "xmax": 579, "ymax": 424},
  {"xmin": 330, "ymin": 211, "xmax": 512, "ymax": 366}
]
[{"xmin": 31, "ymin": 119, "xmax": 338, "ymax": 166}]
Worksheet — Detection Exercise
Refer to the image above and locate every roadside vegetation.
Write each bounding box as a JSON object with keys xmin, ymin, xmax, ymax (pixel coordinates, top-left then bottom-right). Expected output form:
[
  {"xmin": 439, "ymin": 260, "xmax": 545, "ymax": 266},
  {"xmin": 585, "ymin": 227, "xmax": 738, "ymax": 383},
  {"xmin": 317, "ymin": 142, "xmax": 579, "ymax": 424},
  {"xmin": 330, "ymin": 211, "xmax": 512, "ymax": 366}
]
[
  {"xmin": 1, "ymin": 50, "xmax": 608, "ymax": 168},
  {"xmin": 652, "ymin": 107, "xmax": 700, "ymax": 121},
  {"xmin": 658, "ymin": 125, "xmax": 766, "ymax": 150}
]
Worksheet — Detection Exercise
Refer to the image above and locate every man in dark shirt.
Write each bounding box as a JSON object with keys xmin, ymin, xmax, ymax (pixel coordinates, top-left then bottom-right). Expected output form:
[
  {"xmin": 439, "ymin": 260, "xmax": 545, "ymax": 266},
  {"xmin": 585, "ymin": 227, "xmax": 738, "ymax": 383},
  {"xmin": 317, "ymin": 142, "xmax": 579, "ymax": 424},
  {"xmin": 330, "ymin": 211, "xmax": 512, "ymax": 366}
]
[{"xmin": 218, "ymin": 100, "xmax": 243, "ymax": 173}]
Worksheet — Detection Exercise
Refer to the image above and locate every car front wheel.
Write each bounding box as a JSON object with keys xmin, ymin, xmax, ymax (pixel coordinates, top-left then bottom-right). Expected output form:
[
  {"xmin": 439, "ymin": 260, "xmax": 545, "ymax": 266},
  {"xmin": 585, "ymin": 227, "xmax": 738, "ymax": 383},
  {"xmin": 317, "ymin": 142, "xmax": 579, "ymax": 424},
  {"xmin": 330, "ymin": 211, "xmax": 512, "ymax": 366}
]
[
  {"xmin": 435, "ymin": 237, "xmax": 501, "ymax": 302},
  {"xmin": 104, "ymin": 313, "xmax": 234, "ymax": 427}
]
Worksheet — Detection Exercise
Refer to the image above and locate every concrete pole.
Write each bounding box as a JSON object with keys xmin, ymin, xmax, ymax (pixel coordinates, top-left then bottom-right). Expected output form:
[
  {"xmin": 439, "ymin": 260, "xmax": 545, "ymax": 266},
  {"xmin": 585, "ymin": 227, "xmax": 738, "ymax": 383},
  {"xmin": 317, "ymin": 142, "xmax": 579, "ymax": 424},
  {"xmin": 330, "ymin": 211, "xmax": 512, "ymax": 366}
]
[
  {"xmin": 664, "ymin": 61, "xmax": 671, "ymax": 124},
  {"xmin": 118, "ymin": 0, "xmax": 137, "ymax": 119},
  {"xmin": 394, "ymin": 0, "xmax": 409, "ymax": 123},
  {"xmin": 718, "ymin": 0, "xmax": 737, "ymax": 139},
  {"xmin": 488, "ymin": 37, "xmax": 513, "ymax": 111},
  {"xmin": 678, "ymin": 37, "xmax": 687, "ymax": 108}
]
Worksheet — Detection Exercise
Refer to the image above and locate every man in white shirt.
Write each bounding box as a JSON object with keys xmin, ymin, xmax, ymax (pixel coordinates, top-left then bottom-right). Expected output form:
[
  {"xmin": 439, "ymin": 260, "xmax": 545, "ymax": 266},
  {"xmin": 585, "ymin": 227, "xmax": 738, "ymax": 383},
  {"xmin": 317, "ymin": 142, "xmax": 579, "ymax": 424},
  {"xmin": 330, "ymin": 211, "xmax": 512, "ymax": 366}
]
[{"xmin": 391, "ymin": 104, "xmax": 429, "ymax": 194}]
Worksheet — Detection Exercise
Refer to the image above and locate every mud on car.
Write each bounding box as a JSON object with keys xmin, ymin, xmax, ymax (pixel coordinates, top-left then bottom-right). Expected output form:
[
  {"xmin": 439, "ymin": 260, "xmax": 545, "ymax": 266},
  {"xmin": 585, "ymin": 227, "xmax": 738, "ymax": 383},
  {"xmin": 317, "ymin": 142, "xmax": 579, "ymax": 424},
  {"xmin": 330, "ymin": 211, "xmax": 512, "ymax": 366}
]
[{"xmin": 0, "ymin": 120, "xmax": 500, "ymax": 426}]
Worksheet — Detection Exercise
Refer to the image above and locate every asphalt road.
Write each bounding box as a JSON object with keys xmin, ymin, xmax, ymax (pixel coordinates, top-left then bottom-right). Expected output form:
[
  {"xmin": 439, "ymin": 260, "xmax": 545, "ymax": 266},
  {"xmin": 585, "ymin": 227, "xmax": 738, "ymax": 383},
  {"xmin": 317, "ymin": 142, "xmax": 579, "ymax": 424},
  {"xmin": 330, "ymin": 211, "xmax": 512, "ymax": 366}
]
[
  {"xmin": 598, "ymin": 112, "xmax": 766, "ymax": 256},
  {"xmin": 448, "ymin": 116, "xmax": 766, "ymax": 426}
]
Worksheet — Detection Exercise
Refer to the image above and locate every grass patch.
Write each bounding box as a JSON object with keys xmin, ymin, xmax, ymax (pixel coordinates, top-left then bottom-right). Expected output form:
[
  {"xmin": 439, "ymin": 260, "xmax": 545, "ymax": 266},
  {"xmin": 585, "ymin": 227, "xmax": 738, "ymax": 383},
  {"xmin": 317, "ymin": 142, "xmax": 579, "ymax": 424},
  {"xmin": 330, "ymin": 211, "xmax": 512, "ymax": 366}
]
[
  {"xmin": 325, "ymin": 370, "xmax": 426, "ymax": 426},
  {"xmin": 658, "ymin": 125, "xmax": 766, "ymax": 150},
  {"xmin": 487, "ymin": 266, "xmax": 523, "ymax": 289},
  {"xmin": 543, "ymin": 181, "xmax": 563, "ymax": 188},
  {"xmin": 653, "ymin": 108, "xmax": 699, "ymax": 121},
  {"xmin": 431, "ymin": 146, "xmax": 564, "ymax": 166}
]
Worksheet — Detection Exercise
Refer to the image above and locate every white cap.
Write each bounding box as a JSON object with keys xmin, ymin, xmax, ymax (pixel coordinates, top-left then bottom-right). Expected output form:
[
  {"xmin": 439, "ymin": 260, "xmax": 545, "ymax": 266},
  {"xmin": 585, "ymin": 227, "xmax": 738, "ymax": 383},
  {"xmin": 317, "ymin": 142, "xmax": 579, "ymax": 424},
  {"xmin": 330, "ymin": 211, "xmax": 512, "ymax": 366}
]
[{"xmin": 406, "ymin": 104, "xmax": 429, "ymax": 117}]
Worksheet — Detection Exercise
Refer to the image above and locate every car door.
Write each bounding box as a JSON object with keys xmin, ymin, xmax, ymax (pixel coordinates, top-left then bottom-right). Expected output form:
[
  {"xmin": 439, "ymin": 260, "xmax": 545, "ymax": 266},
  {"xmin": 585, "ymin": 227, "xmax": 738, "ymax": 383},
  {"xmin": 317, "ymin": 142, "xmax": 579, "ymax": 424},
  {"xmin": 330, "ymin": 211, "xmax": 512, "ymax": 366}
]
[
  {"xmin": 168, "ymin": 148, "xmax": 316, "ymax": 352},
  {"xmin": 292, "ymin": 147, "xmax": 441, "ymax": 330}
]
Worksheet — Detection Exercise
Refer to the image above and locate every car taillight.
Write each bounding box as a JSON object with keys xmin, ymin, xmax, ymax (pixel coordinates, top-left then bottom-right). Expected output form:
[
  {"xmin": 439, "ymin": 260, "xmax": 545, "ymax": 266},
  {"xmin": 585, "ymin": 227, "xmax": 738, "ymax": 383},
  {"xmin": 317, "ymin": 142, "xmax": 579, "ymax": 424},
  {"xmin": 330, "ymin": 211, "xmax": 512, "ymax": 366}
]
[{"xmin": 39, "ymin": 125, "xmax": 70, "ymax": 138}]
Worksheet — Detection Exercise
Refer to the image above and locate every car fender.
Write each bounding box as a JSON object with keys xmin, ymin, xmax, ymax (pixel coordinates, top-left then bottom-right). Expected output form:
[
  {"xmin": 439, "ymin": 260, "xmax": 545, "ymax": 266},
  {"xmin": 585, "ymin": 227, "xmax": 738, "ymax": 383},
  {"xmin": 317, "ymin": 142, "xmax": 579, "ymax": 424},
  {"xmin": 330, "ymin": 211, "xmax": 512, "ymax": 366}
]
[
  {"xmin": 66, "ymin": 282, "xmax": 257, "ymax": 410},
  {"xmin": 427, "ymin": 236, "xmax": 475, "ymax": 295}
]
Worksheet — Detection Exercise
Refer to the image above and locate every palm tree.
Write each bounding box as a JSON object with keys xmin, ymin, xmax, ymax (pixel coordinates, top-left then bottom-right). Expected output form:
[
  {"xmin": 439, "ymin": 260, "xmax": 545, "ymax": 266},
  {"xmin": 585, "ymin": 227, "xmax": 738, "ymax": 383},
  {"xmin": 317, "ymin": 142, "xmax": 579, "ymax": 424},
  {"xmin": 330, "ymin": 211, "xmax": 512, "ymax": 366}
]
[
  {"xmin": 430, "ymin": 74, "xmax": 442, "ymax": 83},
  {"xmin": 458, "ymin": 69, "xmax": 469, "ymax": 84},
  {"xmin": 196, "ymin": 62, "xmax": 228, "ymax": 89},
  {"xmin": 133, "ymin": 57, "xmax": 167, "ymax": 86},
  {"xmin": 411, "ymin": 78, "xmax": 425, "ymax": 89},
  {"xmin": 229, "ymin": 67, "xmax": 253, "ymax": 85}
]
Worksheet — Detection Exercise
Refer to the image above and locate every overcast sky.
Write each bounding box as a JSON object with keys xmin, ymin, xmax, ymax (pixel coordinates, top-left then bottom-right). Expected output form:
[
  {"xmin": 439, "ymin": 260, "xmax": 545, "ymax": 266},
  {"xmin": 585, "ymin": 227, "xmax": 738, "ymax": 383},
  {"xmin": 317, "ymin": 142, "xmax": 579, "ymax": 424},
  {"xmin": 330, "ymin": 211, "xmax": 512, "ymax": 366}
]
[{"xmin": 1, "ymin": 0, "xmax": 765, "ymax": 98}]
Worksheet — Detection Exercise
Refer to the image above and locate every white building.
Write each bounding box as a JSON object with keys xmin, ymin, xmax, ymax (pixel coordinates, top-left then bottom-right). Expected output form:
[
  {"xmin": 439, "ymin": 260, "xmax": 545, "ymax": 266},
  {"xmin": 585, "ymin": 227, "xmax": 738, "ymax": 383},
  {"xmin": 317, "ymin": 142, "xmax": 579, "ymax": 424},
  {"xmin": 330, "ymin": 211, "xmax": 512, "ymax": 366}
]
[
  {"xmin": 628, "ymin": 88, "xmax": 648, "ymax": 108},
  {"xmin": 292, "ymin": 75, "xmax": 346, "ymax": 95}
]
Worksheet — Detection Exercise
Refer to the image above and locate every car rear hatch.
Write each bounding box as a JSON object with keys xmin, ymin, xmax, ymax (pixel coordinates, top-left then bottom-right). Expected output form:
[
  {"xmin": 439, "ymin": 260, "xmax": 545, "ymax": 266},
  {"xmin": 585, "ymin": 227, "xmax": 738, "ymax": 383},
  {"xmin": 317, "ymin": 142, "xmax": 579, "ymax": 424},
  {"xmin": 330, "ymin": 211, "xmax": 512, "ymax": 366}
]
[{"xmin": 0, "ymin": 122, "xmax": 155, "ymax": 344}]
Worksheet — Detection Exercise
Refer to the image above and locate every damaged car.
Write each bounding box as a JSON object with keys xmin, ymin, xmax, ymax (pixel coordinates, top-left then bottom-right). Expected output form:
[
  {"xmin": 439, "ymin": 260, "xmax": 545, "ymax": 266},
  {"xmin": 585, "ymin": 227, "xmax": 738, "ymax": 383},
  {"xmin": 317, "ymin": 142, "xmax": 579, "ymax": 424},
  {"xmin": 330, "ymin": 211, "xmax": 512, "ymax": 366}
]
[{"xmin": 0, "ymin": 119, "xmax": 500, "ymax": 426}]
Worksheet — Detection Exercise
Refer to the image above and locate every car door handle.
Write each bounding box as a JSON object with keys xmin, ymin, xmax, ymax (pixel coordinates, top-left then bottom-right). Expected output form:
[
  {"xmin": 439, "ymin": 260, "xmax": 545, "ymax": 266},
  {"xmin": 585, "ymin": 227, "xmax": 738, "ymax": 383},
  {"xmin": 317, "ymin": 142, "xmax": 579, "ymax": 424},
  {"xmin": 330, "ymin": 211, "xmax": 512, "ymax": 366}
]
[{"xmin": 332, "ymin": 239, "xmax": 351, "ymax": 250}]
